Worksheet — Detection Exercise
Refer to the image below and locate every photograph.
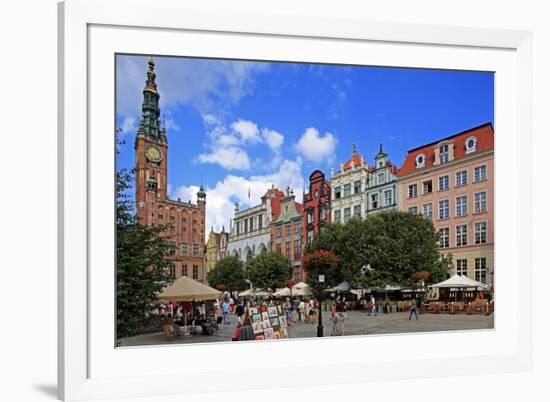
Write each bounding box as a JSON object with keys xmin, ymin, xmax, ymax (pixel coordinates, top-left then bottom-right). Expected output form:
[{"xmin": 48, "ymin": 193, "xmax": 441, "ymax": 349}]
[
  {"xmin": 280, "ymin": 327, "xmax": 289, "ymax": 339},
  {"xmin": 263, "ymin": 327, "xmax": 275, "ymax": 340},
  {"xmin": 252, "ymin": 322, "xmax": 263, "ymax": 334},
  {"xmin": 261, "ymin": 320, "xmax": 271, "ymax": 331},
  {"xmin": 268, "ymin": 306, "xmax": 279, "ymax": 318},
  {"xmin": 115, "ymin": 54, "xmax": 494, "ymax": 347}
]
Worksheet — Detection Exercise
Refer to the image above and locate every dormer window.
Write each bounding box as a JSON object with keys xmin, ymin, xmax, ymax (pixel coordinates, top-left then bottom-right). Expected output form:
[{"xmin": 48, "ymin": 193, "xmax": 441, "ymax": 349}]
[
  {"xmin": 415, "ymin": 153, "xmax": 426, "ymax": 168},
  {"xmin": 465, "ymin": 136, "xmax": 477, "ymax": 153},
  {"xmin": 439, "ymin": 144, "xmax": 450, "ymax": 164}
]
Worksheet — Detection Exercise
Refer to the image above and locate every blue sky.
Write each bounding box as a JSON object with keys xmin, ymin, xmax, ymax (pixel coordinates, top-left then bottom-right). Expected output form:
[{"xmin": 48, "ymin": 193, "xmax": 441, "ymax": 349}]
[{"xmin": 116, "ymin": 55, "xmax": 494, "ymax": 237}]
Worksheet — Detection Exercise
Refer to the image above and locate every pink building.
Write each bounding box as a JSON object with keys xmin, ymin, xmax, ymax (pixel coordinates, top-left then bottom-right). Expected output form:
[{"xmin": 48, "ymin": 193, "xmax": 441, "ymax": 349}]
[{"xmin": 398, "ymin": 123, "xmax": 494, "ymax": 289}]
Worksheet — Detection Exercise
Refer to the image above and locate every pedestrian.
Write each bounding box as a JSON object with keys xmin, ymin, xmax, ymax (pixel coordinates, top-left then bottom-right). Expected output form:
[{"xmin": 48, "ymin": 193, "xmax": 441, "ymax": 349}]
[
  {"xmin": 222, "ymin": 299, "xmax": 230, "ymax": 324},
  {"xmin": 367, "ymin": 295, "xmax": 377, "ymax": 317},
  {"xmin": 331, "ymin": 302, "xmax": 337, "ymax": 318},
  {"xmin": 409, "ymin": 298, "xmax": 419, "ymax": 320},
  {"xmin": 229, "ymin": 296, "xmax": 235, "ymax": 313},
  {"xmin": 235, "ymin": 300, "xmax": 244, "ymax": 324},
  {"xmin": 284, "ymin": 297, "xmax": 292, "ymax": 325},
  {"xmin": 331, "ymin": 303, "xmax": 348, "ymax": 336},
  {"xmin": 309, "ymin": 298, "xmax": 317, "ymax": 324},
  {"xmin": 298, "ymin": 299, "xmax": 305, "ymax": 322}
]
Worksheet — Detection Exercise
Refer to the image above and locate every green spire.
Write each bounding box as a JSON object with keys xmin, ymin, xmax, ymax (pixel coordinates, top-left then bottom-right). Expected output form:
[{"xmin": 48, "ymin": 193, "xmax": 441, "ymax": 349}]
[{"xmin": 139, "ymin": 57, "xmax": 166, "ymax": 141}]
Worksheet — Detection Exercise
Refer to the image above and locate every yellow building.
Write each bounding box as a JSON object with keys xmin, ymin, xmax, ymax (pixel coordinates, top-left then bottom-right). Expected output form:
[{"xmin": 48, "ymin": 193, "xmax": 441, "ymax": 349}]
[{"xmin": 205, "ymin": 227, "xmax": 229, "ymax": 281}]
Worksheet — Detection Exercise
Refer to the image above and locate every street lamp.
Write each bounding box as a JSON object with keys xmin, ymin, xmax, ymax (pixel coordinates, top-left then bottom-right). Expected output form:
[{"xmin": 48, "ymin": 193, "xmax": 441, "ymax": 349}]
[{"xmin": 317, "ymin": 274, "xmax": 325, "ymax": 337}]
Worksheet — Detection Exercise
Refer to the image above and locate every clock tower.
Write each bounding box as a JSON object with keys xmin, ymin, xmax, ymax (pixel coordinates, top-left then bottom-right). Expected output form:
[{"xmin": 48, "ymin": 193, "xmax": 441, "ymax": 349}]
[
  {"xmin": 135, "ymin": 57, "xmax": 168, "ymax": 221},
  {"xmin": 132, "ymin": 57, "xmax": 208, "ymax": 283}
]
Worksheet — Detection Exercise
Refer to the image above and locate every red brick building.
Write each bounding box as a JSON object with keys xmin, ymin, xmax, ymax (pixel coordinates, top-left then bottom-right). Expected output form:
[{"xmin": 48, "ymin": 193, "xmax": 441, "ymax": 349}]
[
  {"xmin": 134, "ymin": 58, "xmax": 207, "ymax": 282},
  {"xmin": 271, "ymin": 187, "xmax": 304, "ymax": 282},
  {"xmin": 302, "ymin": 170, "xmax": 332, "ymax": 246}
]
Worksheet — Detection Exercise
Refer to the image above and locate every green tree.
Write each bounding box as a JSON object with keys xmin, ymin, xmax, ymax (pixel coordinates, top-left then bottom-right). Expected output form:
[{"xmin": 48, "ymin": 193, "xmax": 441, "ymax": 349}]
[
  {"xmin": 246, "ymin": 252, "xmax": 293, "ymax": 292},
  {"xmin": 206, "ymin": 256, "xmax": 248, "ymax": 294},
  {"xmin": 116, "ymin": 168, "xmax": 174, "ymax": 339},
  {"xmin": 303, "ymin": 249, "xmax": 340, "ymax": 296}
]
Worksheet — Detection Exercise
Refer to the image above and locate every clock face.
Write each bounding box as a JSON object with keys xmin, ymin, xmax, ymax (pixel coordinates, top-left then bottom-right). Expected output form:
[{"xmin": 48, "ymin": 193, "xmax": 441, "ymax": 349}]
[
  {"xmin": 314, "ymin": 189, "xmax": 319, "ymax": 198},
  {"xmin": 145, "ymin": 145, "xmax": 163, "ymax": 162}
]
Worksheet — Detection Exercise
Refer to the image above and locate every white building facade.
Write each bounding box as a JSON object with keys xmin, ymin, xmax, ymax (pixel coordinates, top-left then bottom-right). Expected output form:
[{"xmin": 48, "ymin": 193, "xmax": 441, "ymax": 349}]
[
  {"xmin": 365, "ymin": 144, "xmax": 399, "ymax": 214},
  {"xmin": 330, "ymin": 145, "xmax": 370, "ymax": 223},
  {"xmin": 227, "ymin": 187, "xmax": 284, "ymax": 262}
]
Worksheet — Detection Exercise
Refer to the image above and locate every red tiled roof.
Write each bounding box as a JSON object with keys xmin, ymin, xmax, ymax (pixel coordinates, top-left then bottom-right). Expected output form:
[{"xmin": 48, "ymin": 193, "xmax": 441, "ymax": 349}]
[
  {"xmin": 343, "ymin": 153, "xmax": 362, "ymax": 170},
  {"xmin": 397, "ymin": 123, "xmax": 494, "ymax": 177}
]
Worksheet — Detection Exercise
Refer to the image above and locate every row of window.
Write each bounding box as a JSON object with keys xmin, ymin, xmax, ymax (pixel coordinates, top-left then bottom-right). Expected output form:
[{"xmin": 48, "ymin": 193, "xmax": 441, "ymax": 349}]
[
  {"xmin": 408, "ymin": 192, "xmax": 487, "ymax": 219},
  {"xmin": 408, "ymin": 165, "xmax": 487, "ymax": 198},
  {"xmin": 152, "ymin": 213, "xmax": 200, "ymax": 225},
  {"xmin": 306, "ymin": 206, "xmax": 329, "ymax": 224},
  {"xmin": 334, "ymin": 180, "xmax": 363, "ymax": 200},
  {"xmin": 178, "ymin": 242, "xmax": 202, "ymax": 257},
  {"xmin": 370, "ymin": 189, "xmax": 393, "ymax": 209},
  {"xmin": 456, "ymin": 257, "xmax": 488, "ymax": 284},
  {"xmin": 275, "ymin": 221, "xmax": 302, "ymax": 238},
  {"xmin": 169, "ymin": 264, "xmax": 200, "ymax": 280},
  {"xmin": 415, "ymin": 137, "xmax": 478, "ymax": 169},
  {"xmin": 333, "ymin": 205, "xmax": 363, "ymax": 223},
  {"xmin": 236, "ymin": 214, "xmax": 264, "ymax": 235},
  {"xmin": 275, "ymin": 239, "xmax": 302, "ymax": 261},
  {"xmin": 437, "ymin": 222, "xmax": 488, "ymax": 248}
]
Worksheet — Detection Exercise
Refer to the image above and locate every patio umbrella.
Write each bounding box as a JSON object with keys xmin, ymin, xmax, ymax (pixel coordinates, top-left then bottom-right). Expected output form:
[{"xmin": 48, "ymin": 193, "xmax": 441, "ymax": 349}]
[
  {"xmin": 292, "ymin": 283, "xmax": 312, "ymax": 296},
  {"xmin": 430, "ymin": 274, "xmax": 487, "ymax": 290},
  {"xmin": 273, "ymin": 287, "xmax": 291, "ymax": 297},
  {"xmin": 159, "ymin": 276, "xmax": 222, "ymax": 302},
  {"xmin": 325, "ymin": 281, "xmax": 350, "ymax": 292}
]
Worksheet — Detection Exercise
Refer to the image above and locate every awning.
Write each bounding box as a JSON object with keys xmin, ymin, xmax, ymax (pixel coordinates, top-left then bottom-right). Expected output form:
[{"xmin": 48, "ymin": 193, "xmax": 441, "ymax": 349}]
[
  {"xmin": 159, "ymin": 276, "xmax": 222, "ymax": 302},
  {"xmin": 430, "ymin": 274, "xmax": 488, "ymax": 290}
]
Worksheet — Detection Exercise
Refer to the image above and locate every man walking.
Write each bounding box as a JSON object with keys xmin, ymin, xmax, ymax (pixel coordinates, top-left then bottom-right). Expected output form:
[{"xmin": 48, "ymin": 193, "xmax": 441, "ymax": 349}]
[
  {"xmin": 367, "ymin": 295, "xmax": 377, "ymax": 317},
  {"xmin": 409, "ymin": 298, "xmax": 419, "ymax": 320},
  {"xmin": 222, "ymin": 299, "xmax": 230, "ymax": 324}
]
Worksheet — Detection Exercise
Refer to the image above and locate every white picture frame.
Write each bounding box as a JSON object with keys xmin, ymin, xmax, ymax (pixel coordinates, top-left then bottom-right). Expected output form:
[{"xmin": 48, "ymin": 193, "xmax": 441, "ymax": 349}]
[{"xmin": 58, "ymin": 0, "xmax": 533, "ymax": 400}]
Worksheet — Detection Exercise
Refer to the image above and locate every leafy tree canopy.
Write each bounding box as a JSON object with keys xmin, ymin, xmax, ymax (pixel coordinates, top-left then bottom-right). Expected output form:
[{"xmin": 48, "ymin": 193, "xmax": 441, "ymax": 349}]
[
  {"xmin": 206, "ymin": 255, "xmax": 248, "ymax": 293},
  {"xmin": 246, "ymin": 252, "xmax": 293, "ymax": 292}
]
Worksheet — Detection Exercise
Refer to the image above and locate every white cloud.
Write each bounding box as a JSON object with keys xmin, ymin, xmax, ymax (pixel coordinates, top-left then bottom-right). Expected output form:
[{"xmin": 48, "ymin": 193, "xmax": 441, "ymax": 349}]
[
  {"xmin": 197, "ymin": 147, "xmax": 251, "ymax": 170},
  {"xmin": 231, "ymin": 119, "xmax": 261, "ymax": 143},
  {"xmin": 171, "ymin": 158, "xmax": 305, "ymax": 238},
  {"xmin": 295, "ymin": 127, "xmax": 337, "ymax": 163},
  {"xmin": 261, "ymin": 128, "xmax": 284, "ymax": 152},
  {"xmin": 120, "ymin": 116, "xmax": 136, "ymax": 135}
]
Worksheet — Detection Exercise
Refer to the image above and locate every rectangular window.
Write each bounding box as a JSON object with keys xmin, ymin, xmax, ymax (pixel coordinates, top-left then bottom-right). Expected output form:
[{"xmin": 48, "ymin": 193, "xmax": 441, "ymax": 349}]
[
  {"xmin": 408, "ymin": 184, "xmax": 418, "ymax": 198},
  {"xmin": 353, "ymin": 205, "xmax": 361, "ymax": 217},
  {"xmin": 343, "ymin": 207, "xmax": 351, "ymax": 223},
  {"xmin": 320, "ymin": 207, "xmax": 327, "ymax": 221},
  {"xmin": 244, "ymin": 219, "xmax": 248, "ymax": 233},
  {"xmin": 343, "ymin": 183, "xmax": 351, "ymax": 197},
  {"xmin": 192, "ymin": 265, "xmax": 199, "ymax": 280},
  {"xmin": 439, "ymin": 200, "xmax": 449, "ymax": 220},
  {"xmin": 474, "ymin": 192, "xmax": 487, "ymax": 213},
  {"xmin": 334, "ymin": 186, "xmax": 341, "ymax": 200},
  {"xmin": 307, "ymin": 210, "xmax": 314, "ymax": 224},
  {"xmin": 456, "ymin": 259, "xmax": 467, "ymax": 276},
  {"xmin": 439, "ymin": 153, "xmax": 449, "ymax": 164},
  {"xmin": 258, "ymin": 215, "xmax": 263, "ymax": 230},
  {"xmin": 408, "ymin": 206, "xmax": 418, "ymax": 215},
  {"xmin": 354, "ymin": 180, "xmax": 361, "ymax": 194},
  {"xmin": 276, "ymin": 244, "xmax": 282, "ymax": 254},
  {"xmin": 423, "ymin": 203, "xmax": 432, "ymax": 220},
  {"xmin": 168, "ymin": 242, "xmax": 176, "ymax": 256},
  {"xmin": 169, "ymin": 266, "xmax": 176, "ymax": 280},
  {"xmin": 474, "ymin": 165, "xmax": 487, "ymax": 182},
  {"xmin": 192, "ymin": 243, "xmax": 199, "ymax": 256},
  {"xmin": 285, "ymin": 223, "xmax": 291, "ymax": 235},
  {"xmin": 294, "ymin": 239, "xmax": 301, "ymax": 260},
  {"xmin": 422, "ymin": 180, "xmax": 433, "ymax": 194},
  {"xmin": 307, "ymin": 230, "xmax": 314, "ymax": 243},
  {"xmin": 371, "ymin": 193, "xmax": 379, "ymax": 209},
  {"xmin": 439, "ymin": 228, "xmax": 450, "ymax": 248},
  {"xmin": 276, "ymin": 225, "xmax": 282, "ymax": 238},
  {"xmin": 384, "ymin": 189, "xmax": 392, "ymax": 206},
  {"xmin": 334, "ymin": 210, "xmax": 341, "ymax": 223},
  {"xmin": 249, "ymin": 217, "xmax": 254, "ymax": 232},
  {"xmin": 295, "ymin": 223, "xmax": 301, "ymax": 234},
  {"xmin": 181, "ymin": 242, "xmax": 188, "ymax": 256},
  {"xmin": 182, "ymin": 264, "xmax": 188, "ymax": 277},
  {"xmin": 378, "ymin": 173, "xmax": 385, "ymax": 184},
  {"xmin": 456, "ymin": 170, "xmax": 468, "ymax": 187},
  {"xmin": 475, "ymin": 222, "xmax": 487, "ymax": 244},
  {"xmin": 456, "ymin": 196, "xmax": 468, "ymax": 217},
  {"xmin": 438, "ymin": 175, "xmax": 449, "ymax": 191},
  {"xmin": 475, "ymin": 258, "xmax": 487, "ymax": 284},
  {"xmin": 285, "ymin": 241, "xmax": 291, "ymax": 256},
  {"xmin": 456, "ymin": 224, "xmax": 468, "ymax": 246},
  {"xmin": 236, "ymin": 222, "xmax": 240, "ymax": 235}
]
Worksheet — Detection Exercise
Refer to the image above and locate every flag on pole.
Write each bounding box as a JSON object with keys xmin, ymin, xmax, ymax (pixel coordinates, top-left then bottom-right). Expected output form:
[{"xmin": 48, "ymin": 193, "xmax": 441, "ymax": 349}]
[{"xmin": 248, "ymin": 187, "xmax": 251, "ymax": 200}]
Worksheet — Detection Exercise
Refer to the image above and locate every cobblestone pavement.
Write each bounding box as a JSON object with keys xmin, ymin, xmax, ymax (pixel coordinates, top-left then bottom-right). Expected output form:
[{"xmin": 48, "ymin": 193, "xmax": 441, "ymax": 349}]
[{"xmin": 120, "ymin": 309, "xmax": 494, "ymax": 347}]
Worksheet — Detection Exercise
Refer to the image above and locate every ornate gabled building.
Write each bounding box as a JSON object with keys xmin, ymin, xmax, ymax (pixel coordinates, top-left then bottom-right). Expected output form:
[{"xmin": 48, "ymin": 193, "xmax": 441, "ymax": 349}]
[
  {"xmin": 205, "ymin": 227, "xmax": 229, "ymax": 279},
  {"xmin": 366, "ymin": 144, "xmax": 399, "ymax": 214},
  {"xmin": 227, "ymin": 186, "xmax": 284, "ymax": 262},
  {"xmin": 330, "ymin": 144, "xmax": 370, "ymax": 223},
  {"xmin": 271, "ymin": 187, "xmax": 304, "ymax": 282},
  {"xmin": 134, "ymin": 57, "xmax": 207, "ymax": 282},
  {"xmin": 303, "ymin": 170, "xmax": 331, "ymax": 246}
]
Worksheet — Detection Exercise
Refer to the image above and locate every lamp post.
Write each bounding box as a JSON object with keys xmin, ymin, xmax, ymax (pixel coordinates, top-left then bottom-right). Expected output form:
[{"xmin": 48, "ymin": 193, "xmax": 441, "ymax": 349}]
[{"xmin": 317, "ymin": 274, "xmax": 324, "ymax": 337}]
